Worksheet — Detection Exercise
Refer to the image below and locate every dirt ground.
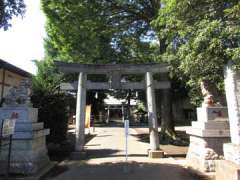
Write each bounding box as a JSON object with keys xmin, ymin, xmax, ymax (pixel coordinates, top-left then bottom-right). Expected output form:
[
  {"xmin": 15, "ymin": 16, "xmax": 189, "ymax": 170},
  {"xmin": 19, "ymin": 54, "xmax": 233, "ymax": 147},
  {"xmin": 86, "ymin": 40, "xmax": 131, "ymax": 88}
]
[
  {"xmin": 43, "ymin": 125, "xmax": 206, "ymax": 180},
  {"xmin": 44, "ymin": 161, "xmax": 205, "ymax": 180}
]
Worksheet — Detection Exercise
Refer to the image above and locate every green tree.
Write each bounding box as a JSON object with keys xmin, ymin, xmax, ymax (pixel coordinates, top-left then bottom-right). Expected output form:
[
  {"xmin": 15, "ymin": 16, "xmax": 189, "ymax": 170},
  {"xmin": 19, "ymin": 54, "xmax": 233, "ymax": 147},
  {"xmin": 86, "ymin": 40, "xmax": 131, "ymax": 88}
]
[
  {"xmin": 95, "ymin": 0, "xmax": 163, "ymax": 62},
  {"xmin": 0, "ymin": 0, "xmax": 25, "ymax": 30},
  {"xmin": 41, "ymin": 0, "xmax": 180, "ymax": 141},
  {"xmin": 42, "ymin": 0, "xmax": 115, "ymax": 63},
  {"xmin": 32, "ymin": 60, "xmax": 64, "ymax": 94},
  {"xmin": 42, "ymin": 0, "xmax": 163, "ymax": 63},
  {"xmin": 31, "ymin": 60, "xmax": 74, "ymax": 144},
  {"xmin": 152, "ymin": 0, "xmax": 240, "ymax": 105}
]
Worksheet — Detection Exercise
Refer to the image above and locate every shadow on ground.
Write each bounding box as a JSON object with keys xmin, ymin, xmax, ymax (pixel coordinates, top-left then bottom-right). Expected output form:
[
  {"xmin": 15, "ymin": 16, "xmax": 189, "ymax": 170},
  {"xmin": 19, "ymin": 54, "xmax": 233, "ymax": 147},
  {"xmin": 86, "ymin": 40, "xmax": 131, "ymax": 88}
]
[
  {"xmin": 84, "ymin": 148, "xmax": 147, "ymax": 159},
  {"xmin": 86, "ymin": 149, "xmax": 121, "ymax": 159},
  {"xmin": 131, "ymin": 130, "xmax": 190, "ymax": 158},
  {"xmin": 131, "ymin": 130, "xmax": 190, "ymax": 145},
  {"xmin": 48, "ymin": 131, "xmax": 96, "ymax": 162},
  {"xmin": 43, "ymin": 161, "xmax": 206, "ymax": 180}
]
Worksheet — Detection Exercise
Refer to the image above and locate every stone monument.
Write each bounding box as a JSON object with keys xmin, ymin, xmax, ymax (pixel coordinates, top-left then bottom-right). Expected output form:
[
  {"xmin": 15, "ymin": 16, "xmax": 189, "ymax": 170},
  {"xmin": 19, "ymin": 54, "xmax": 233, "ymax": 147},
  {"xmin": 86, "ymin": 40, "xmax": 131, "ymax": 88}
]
[
  {"xmin": 186, "ymin": 80, "xmax": 230, "ymax": 172},
  {"xmin": 0, "ymin": 79, "xmax": 51, "ymax": 175},
  {"xmin": 215, "ymin": 62, "xmax": 240, "ymax": 180}
]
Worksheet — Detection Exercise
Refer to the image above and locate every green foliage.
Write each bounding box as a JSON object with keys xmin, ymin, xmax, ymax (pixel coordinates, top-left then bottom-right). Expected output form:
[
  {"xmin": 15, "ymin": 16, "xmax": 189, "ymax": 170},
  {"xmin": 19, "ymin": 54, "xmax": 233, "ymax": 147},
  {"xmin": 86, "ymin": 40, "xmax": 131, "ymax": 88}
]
[
  {"xmin": 152, "ymin": 0, "xmax": 240, "ymax": 105},
  {"xmin": 32, "ymin": 60, "xmax": 64, "ymax": 94},
  {"xmin": 41, "ymin": 0, "xmax": 162, "ymax": 63},
  {"xmin": 0, "ymin": 0, "xmax": 25, "ymax": 30},
  {"xmin": 32, "ymin": 60, "xmax": 75, "ymax": 143},
  {"xmin": 32, "ymin": 92, "xmax": 69, "ymax": 143},
  {"xmin": 42, "ymin": 0, "xmax": 115, "ymax": 63}
]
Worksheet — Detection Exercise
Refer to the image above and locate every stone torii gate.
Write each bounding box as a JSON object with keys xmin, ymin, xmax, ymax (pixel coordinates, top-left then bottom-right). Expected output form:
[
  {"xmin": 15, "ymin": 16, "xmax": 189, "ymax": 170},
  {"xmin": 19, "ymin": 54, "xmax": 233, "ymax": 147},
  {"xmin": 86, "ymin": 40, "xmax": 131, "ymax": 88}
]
[{"xmin": 55, "ymin": 61, "xmax": 171, "ymax": 158}]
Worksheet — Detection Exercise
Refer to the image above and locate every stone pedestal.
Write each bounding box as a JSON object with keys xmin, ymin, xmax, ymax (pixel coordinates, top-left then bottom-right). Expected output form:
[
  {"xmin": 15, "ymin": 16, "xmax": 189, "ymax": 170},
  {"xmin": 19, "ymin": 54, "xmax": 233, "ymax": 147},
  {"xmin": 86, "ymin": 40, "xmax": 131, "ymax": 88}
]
[
  {"xmin": 0, "ymin": 107, "xmax": 50, "ymax": 175},
  {"xmin": 148, "ymin": 150, "xmax": 164, "ymax": 159},
  {"xmin": 186, "ymin": 107, "xmax": 230, "ymax": 172}
]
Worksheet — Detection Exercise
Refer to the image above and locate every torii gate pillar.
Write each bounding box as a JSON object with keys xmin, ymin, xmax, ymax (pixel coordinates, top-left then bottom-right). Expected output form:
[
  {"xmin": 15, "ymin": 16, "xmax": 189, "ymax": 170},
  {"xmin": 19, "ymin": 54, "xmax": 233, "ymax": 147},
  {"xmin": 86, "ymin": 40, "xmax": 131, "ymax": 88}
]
[
  {"xmin": 75, "ymin": 72, "xmax": 87, "ymax": 151},
  {"xmin": 146, "ymin": 72, "xmax": 164, "ymax": 158}
]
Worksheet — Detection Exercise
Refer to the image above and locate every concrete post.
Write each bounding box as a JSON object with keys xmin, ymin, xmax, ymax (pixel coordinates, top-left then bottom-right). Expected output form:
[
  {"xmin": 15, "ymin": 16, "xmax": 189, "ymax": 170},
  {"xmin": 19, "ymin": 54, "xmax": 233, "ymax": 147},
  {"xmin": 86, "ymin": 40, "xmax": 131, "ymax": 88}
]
[
  {"xmin": 75, "ymin": 72, "xmax": 87, "ymax": 151},
  {"xmin": 145, "ymin": 72, "xmax": 160, "ymax": 151}
]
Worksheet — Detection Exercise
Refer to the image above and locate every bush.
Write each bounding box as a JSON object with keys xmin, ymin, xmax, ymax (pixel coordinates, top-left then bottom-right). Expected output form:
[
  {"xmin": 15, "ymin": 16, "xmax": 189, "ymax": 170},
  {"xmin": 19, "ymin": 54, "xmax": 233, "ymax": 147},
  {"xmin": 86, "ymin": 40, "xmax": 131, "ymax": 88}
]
[
  {"xmin": 31, "ymin": 92, "xmax": 69, "ymax": 143},
  {"xmin": 31, "ymin": 60, "xmax": 75, "ymax": 144}
]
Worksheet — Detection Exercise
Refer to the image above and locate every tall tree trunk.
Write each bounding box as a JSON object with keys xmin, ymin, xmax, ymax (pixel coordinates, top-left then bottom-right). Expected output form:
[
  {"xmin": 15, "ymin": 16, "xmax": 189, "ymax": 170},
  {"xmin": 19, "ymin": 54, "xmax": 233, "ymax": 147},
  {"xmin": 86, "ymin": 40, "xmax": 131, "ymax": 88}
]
[
  {"xmin": 154, "ymin": 34, "xmax": 176, "ymax": 140},
  {"xmin": 160, "ymin": 89, "xmax": 176, "ymax": 140}
]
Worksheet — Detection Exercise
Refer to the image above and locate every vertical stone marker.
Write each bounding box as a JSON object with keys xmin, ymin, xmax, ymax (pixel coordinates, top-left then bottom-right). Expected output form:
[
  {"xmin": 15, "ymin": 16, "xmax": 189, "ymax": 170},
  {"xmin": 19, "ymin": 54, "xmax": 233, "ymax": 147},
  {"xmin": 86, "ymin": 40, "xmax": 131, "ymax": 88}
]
[
  {"xmin": 216, "ymin": 62, "xmax": 240, "ymax": 180},
  {"xmin": 186, "ymin": 79, "xmax": 230, "ymax": 172},
  {"xmin": 0, "ymin": 79, "xmax": 52, "ymax": 176}
]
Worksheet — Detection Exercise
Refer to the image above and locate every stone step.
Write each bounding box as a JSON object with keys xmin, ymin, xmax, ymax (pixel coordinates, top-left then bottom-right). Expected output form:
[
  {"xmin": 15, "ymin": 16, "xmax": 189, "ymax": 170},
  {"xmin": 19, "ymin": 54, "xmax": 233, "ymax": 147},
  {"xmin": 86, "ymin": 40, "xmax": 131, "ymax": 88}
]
[
  {"xmin": 0, "ymin": 147, "xmax": 50, "ymax": 174},
  {"xmin": 0, "ymin": 147, "xmax": 48, "ymax": 161},
  {"xmin": 13, "ymin": 129, "xmax": 50, "ymax": 139},
  {"xmin": 187, "ymin": 143, "xmax": 219, "ymax": 159},
  {"xmin": 187, "ymin": 127, "xmax": 230, "ymax": 137},
  {"xmin": 0, "ymin": 136, "xmax": 46, "ymax": 150},
  {"xmin": 189, "ymin": 136, "xmax": 230, "ymax": 155},
  {"xmin": 15, "ymin": 122, "xmax": 44, "ymax": 131},
  {"xmin": 189, "ymin": 136, "xmax": 229, "ymax": 146},
  {"xmin": 186, "ymin": 148, "xmax": 220, "ymax": 172},
  {"xmin": 9, "ymin": 156, "xmax": 50, "ymax": 175},
  {"xmin": 189, "ymin": 137, "xmax": 207, "ymax": 147},
  {"xmin": 192, "ymin": 121, "xmax": 230, "ymax": 130}
]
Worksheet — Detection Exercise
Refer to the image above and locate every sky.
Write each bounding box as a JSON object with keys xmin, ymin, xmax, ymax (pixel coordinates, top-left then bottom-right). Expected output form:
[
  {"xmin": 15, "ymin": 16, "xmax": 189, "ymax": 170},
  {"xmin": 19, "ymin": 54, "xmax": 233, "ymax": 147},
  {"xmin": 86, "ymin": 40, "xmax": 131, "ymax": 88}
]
[{"xmin": 0, "ymin": 0, "xmax": 46, "ymax": 75}]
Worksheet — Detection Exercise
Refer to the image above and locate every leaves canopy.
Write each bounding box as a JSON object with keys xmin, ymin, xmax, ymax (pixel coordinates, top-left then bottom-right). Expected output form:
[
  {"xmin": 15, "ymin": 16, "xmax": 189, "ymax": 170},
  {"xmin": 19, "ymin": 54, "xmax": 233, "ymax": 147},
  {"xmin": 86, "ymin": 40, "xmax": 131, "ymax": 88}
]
[
  {"xmin": 42, "ymin": 0, "xmax": 161, "ymax": 63},
  {"xmin": 32, "ymin": 59, "xmax": 64, "ymax": 95},
  {"xmin": 41, "ymin": 0, "xmax": 240, "ymax": 105},
  {"xmin": 0, "ymin": 0, "xmax": 25, "ymax": 30},
  {"xmin": 152, "ymin": 0, "xmax": 240, "ymax": 105}
]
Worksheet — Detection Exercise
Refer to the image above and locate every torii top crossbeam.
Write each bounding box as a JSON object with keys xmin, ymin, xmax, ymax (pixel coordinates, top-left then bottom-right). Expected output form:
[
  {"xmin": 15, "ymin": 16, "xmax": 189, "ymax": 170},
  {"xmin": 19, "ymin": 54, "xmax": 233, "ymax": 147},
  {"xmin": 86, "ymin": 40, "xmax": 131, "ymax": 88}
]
[{"xmin": 54, "ymin": 61, "xmax": 169, "ymax": 74}]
